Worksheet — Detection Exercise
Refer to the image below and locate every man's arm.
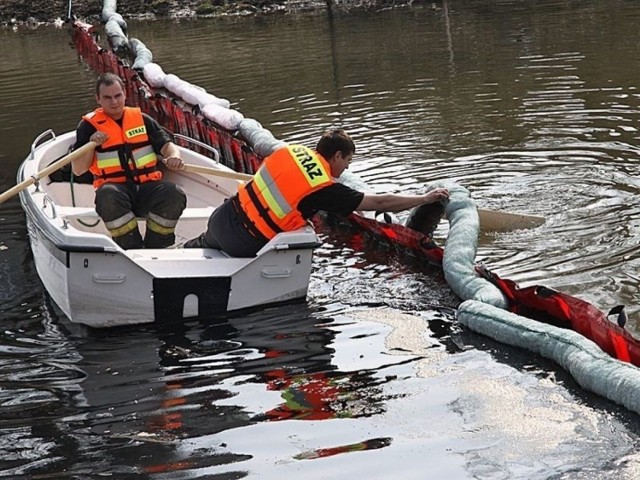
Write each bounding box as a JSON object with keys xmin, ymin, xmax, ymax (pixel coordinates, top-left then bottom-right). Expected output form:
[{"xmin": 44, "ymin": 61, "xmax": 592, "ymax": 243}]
[
  {"xmin": 160, "ymin": 142, "xmax": 184, "ymax": 171},
  {"xmin": 356, "ymin": 188, "xmax": 449, "ymax": 213},
  {"xmin": 71, "ymin": 121, "xmax": 104, "ymax": 176},
  {"xmin": 144, "ymin": 114, "xmax": 184, "ymax": 171}
]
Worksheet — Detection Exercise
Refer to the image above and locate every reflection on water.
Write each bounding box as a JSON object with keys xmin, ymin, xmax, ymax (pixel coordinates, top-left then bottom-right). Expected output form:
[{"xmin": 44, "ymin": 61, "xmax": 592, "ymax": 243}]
[
  {"xmin": 3, "ymin": 296, "xmax": 640, "ymax": 479},
  {"xmin": 4, "ymin": 1, "xmax": 640, "ymax": 478},
  {"xmin": 0, "ymin": 300, "xmax": 422, "ymax": 477}
]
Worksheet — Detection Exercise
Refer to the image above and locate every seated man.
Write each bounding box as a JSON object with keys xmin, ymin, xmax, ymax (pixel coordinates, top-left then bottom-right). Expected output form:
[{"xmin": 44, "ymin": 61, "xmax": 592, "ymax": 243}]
[
  {"xmin": 184, "ymin": 128, "xmax": 449, "ymax": 256},
  {"xmin": 72, "ymin": 72, "xmax": 187, "ymax": 249}
]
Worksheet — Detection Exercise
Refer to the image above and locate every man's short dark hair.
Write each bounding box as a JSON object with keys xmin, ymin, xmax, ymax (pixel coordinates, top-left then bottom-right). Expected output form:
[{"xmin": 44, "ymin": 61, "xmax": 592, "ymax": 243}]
[
  {"xmin": 316, "ymin": 128, "xmax": 355, "ymax": 159},
  {"xmin": 96, "ymin": 72, "xmax": 125, "ymax": 96}
]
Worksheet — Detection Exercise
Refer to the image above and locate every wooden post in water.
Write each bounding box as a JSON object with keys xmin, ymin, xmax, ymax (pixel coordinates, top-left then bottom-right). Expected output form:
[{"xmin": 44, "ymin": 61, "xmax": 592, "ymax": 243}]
[{"xmin": 326, "ymin": 0, "xmax": 334, "ymax": 18}]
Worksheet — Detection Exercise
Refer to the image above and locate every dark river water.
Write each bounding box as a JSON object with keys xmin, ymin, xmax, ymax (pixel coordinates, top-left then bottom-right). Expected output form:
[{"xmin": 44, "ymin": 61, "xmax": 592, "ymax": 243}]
[{"xmin": 3, "ymin": 1, "xmax": 640, "ymax": 478}]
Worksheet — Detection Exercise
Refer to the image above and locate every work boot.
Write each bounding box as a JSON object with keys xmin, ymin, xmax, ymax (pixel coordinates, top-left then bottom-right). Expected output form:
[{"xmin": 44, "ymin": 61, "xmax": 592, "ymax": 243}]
[
  {"xmin": 144, "ymin": 228, "xmax": 175, "ymax": 248},
  {"xmin": 183, "ymin": 233, "xmax": 207, "ymax": 248},
  {"xmin": 112, "ymin": 228, "xmax": 144, "ymax": 249}
]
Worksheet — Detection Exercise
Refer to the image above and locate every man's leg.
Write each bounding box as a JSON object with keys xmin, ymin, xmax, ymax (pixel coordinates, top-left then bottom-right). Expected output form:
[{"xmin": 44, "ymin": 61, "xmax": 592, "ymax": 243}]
[
  {"xmin": 184, "ymin": 207, "xmax": 222, "ymax": 249},
  {"xmin": 136, "ymin": 181, "xmax": 187, "ymax": 248},
  {"xmin": 95, "ymin": 183, "xmax": 143, "ymax": 249},
  {"xmin": 184, "ymin": 199, "xmax": 264, "ymax": 256}
]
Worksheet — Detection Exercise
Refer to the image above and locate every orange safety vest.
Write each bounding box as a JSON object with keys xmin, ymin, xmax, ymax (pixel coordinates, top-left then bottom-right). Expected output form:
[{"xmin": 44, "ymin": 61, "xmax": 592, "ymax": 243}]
[
  {"xmin": 82, "ymin": 107, "xmax": 162, "ymax": 188},
  {"xmin": 237, "ymin": 145, "xmax": 334, "ymax": 239}
]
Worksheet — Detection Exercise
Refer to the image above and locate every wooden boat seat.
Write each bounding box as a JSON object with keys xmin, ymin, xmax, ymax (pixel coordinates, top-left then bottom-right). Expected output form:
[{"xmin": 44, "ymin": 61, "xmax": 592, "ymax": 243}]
[{"xmin": 56, "ymin": 205, "xmax": 215, "ymax": 222}]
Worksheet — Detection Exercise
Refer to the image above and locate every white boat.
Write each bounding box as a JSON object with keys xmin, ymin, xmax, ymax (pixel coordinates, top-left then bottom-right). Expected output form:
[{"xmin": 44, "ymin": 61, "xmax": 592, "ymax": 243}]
[{"xmin": 17, "ymin": 130, "xmax": 320, "ymax": 328}]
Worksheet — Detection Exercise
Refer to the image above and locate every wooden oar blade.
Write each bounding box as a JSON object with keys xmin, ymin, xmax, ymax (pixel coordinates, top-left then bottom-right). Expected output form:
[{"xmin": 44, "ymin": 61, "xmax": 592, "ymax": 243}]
[
  {"xmin": 0, "ymin": 141, "xmax": 96, "ymax": 205},
  {"xmin": 477, "ymin": 208, "xmax": 545, "ymax": 232}
]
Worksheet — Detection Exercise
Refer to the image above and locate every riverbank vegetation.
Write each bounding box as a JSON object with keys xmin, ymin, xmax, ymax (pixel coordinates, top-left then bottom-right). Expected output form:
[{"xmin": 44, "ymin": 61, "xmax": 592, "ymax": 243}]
[{"xmin": 1, "ymin": 0, "xmax": 433, "ymax": 26}]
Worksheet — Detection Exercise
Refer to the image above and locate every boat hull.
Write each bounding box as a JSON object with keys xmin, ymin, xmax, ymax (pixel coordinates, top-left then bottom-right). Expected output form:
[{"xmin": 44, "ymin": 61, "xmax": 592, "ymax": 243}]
[{"xmin": 19, "ymin": 130, "xmax": 319, "ymax": 328}]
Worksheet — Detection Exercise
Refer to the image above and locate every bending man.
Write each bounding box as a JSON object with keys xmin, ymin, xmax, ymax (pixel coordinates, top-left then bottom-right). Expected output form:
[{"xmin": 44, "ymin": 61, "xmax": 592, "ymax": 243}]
[
  {"xmin": 184, "ymin": 128, "xmax": 449, "ymax": 256},
  {"xmin": 72, "ymin": 72, "xmax": 187, "ymax": 249}
]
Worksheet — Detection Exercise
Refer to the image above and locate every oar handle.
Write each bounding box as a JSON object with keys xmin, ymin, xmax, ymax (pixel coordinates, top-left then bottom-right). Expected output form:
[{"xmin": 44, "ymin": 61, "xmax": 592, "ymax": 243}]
[
  {"xmin": 181, "ymin": 163, "xmax": 253, "ymax": 181},
  {"xmin": 0, "ymin": 141, "xmax": 97, "ymax": 205},
  {"xmin": 181, "ymin": 163, "xmax": 546, "ymax": 232}
]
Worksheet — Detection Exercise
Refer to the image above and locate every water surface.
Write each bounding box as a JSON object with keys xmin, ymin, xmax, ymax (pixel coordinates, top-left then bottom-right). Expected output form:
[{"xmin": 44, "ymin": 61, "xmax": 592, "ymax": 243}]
[{"xmin": 2, "ymin": 1, "xmax": 640, "ymax": 478}]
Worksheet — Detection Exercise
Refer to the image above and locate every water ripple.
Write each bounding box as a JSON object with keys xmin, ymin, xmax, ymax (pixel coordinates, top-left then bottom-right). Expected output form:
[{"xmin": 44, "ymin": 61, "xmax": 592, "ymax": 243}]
[{"xmin": 4, "ymin": 3, "xmax": 640, "ymax": 478}]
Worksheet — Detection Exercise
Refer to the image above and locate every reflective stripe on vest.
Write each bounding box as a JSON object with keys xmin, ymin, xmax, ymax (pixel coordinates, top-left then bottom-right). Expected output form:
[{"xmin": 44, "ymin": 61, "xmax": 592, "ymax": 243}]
[
  {"xmin": 95, "ymin": 145, "xmax": 157, "ymax": 171},
  {"xmin": 83, "ymin": 107, "xmax": 161, "ymax": 188},
  {"xmin": 95, "ymin": 151, "xmax": 121, "ymax": 170},
  {"xmin": 237, "ymin": 145, "xmax": 333, "ymax": 239},
  {"xmin": 132, "ymin": 145, "xmax": 157, "ymax": 168},
  {"xmin": 253, "ymin": 167, "xmax": 291, "ymax": 220}
]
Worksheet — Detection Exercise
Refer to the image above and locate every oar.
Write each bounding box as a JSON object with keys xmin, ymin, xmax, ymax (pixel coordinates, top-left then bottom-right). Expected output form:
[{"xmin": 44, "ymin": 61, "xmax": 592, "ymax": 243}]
[
  {"xmin": 181, "ymin": 162, "xmax": 545, "ymax": 232},
  {"xmin": 476, "ymin": 208, "xmax": 545, "ymax": 232},
  {"xmin": 0, "ymin": 141, "xmax": 97, "ymax": 205},
  {"xmin": 182, "ymin": 163, "xmax": 253, "ymax": 181}
]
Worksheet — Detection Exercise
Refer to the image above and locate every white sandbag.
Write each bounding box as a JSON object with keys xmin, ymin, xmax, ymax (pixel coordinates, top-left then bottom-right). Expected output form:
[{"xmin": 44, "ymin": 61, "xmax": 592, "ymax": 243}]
[
  {"xmin": 101, "ymin": 0, "xmax": 119, "ymax": 24},
  {"xmin": 142, "ymin": 63, "xmax": 166, "ymax": 88},
  {"xmin": 336, "ymin": 169, "xmax": 370, "ymax": 191},
  {"xmin": 173, "ymin": 78, "xmax": 193, "ymax": 99},
  {"xmin": 202, "ymin": 103, "xmax": 244, "ymax": 131},
  {"xmin": 163, "ymin": 74, "xmax": 187, "ymax": 96},
  {"xmin": 196, "ymin": 92, "xmax": 231, "ymax": 110},
  {"xmin": 105, "ymin": 16, "xmax": 129, "ymax": 52},
  {"xmin": 429, "ymin": 180, "xmax": 508, "ymax": 308},
  {"xmin": 130, "ymin": 38, "xmax": 153, "ymax": 71},
  {"xmin": 175, "ymin": 81, "xmax": 231, "ymax": 110},
  {"xmin": 238, "ymin": 118, "xmax": 286, "ymax": 157},
  {"xmin": 180, "ymin": 83, "xmax": 207, "ymax": 106}
]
